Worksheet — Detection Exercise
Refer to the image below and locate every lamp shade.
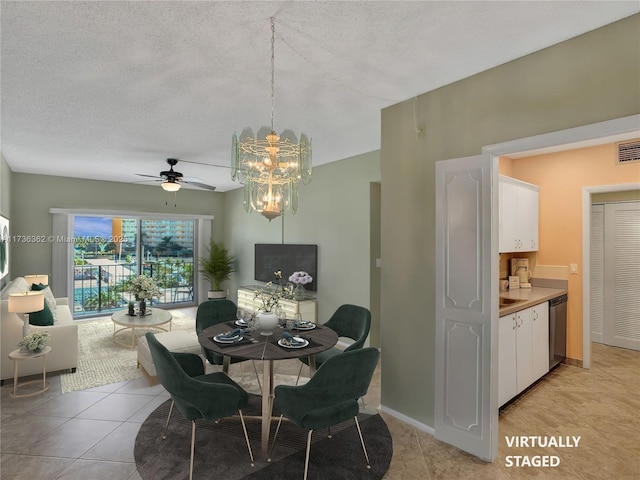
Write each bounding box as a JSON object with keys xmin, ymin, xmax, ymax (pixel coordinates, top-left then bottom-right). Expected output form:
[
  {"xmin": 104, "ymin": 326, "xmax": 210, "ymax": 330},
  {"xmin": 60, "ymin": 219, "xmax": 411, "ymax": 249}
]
[
  {"xmin": 8, "ymin": 291, "xmax": 45, "ymax": 313},
  {"xmin": 24, "ymin": 274, "xmax": 49, "ymax": 286},
  {"xmin": 161, "ymin": 181, "xmax": 181, "ymax": 192}
]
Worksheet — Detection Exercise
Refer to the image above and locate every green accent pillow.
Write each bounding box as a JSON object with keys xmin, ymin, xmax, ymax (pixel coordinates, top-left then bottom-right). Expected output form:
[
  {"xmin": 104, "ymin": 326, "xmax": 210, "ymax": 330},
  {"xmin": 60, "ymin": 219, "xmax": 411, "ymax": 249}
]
[
  {"xmin": 29, "ymin": 302, "xmax": 54, "ymax": 326},
  {"xmin": 31, "ymin": 283, "xmax": 58, "ymax": 321}
]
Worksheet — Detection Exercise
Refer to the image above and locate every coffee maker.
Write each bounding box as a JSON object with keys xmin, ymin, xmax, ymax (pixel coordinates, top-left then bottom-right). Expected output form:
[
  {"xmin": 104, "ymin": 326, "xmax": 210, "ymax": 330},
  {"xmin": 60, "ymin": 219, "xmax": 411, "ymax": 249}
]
[{"xmin": 511, "ymin": 258, "xmax": 532, "ymax": 288}]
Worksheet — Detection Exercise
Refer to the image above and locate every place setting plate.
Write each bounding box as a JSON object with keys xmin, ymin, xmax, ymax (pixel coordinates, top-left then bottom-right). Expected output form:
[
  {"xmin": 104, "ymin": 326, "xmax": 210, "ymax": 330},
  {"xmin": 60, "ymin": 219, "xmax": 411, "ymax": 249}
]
[
  {"xmin": 293, "ymin": 321, "xmax": 316, "ymax": 331},
  {"xmin": 278, "ymin": 337, "xmax": 309, "ymax": 349},
  {"xmin": 234, "ymin": 319, "xmax": 249, "ymax": 327},
  {"xmin": 214, "ymin": 332, "xmax": 243, "ymax": 344}
]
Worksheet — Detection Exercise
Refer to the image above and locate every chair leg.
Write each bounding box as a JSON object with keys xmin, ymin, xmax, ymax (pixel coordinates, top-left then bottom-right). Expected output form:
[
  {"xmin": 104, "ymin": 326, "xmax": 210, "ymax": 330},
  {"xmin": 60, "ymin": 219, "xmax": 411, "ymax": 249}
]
[
  {"xmin": 294, "ymin": 362, "xmax": 304, "ymax": 386},
  {"xmin": 354, "ymin": 416, "xmax": 371, "ymax": 469},
  {"xmin": 190, "ymin": 421, "xmax": 196, "ymax": 480},
  {"xmin": 267, "ymin": 414, "xmax": 285, "ymax": 462},
  {"xmin": 303, "ymin": 430, "xmax": 313, "ymax": 480},
  {"xmin": 162, "ymin": 400, "xmax": 175, "ymax": 439},
  {"xmin": 238, "ymin": 410, "xmax": 255, "ymax": 467},
  {"xmin": 327, "ymin": 426, "xmax": 332, "ymax": 438}
]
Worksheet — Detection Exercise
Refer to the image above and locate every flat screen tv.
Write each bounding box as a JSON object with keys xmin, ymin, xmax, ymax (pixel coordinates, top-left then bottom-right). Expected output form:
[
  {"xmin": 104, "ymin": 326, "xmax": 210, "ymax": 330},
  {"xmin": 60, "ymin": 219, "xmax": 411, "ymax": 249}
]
[{"xmin": 254, "ymin": 244, "xmax": 317, "ymax": 291}]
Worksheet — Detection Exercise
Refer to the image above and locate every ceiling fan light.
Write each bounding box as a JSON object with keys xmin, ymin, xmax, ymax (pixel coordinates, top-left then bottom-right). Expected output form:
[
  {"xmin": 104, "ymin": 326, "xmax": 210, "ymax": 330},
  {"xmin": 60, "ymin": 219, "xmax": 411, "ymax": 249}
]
[{"xmin": 162, "ymin": 180, "xmax": 181, "ymax": 192}]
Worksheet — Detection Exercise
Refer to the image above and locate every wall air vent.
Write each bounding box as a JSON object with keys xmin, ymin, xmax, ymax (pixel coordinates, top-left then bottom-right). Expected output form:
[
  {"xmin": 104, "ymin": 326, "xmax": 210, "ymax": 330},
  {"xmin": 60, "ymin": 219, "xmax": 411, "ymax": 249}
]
[{"xmin": 616, "ymin": 140, "xmax": 640, "ymax": 164}]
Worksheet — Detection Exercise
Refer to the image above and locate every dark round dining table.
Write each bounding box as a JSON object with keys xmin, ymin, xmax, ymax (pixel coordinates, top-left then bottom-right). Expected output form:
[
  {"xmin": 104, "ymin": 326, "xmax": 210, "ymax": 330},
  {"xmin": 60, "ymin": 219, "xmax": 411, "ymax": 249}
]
[{"xmin": 198, "ymin": 322, "xmax": 338, "ymax": 453}]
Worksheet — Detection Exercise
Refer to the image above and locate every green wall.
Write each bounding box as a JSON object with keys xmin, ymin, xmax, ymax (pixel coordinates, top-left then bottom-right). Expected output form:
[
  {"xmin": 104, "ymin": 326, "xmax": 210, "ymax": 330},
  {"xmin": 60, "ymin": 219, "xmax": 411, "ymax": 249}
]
[
  {"xmin": 592, "ymin": 190, "xmax": 640, "ymax": 203},
  {"xmin": 224, "ymin": 150, "xmax": 381, "ymax": 325},
  {"xmin": 9, "ymin": 173, "xmax": 224, "ymax": 277},
  {"xmin": 0, "ymin": 154, "xmax": 12, "ymax": 289},
  {"xmin": 1, "ymin": 154, "xmax": 10, "ymax": 218},
  {"xmin": 7, "ymin": 149, "xmax": 381, "ymax": 335},
  {"xmin": 380, "ymin": 14, "xmax": 640, "ymax": 427}
]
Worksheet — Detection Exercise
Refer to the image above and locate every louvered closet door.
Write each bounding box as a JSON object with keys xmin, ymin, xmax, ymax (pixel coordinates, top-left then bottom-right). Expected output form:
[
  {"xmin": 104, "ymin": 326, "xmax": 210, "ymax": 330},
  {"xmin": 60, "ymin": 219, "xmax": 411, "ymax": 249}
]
[
  {"xmin": 603, "ymin": 202, "xmax": 640, "ymax": 351},
  {"xmin": 590, "ymin": 205, "xmax": 604, "ymax": 344}
]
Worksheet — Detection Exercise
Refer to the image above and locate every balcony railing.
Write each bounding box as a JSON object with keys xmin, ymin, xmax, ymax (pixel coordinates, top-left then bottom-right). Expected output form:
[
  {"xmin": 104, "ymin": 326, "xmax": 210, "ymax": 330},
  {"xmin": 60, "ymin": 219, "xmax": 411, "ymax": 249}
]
[{"xmin": 73, "ymin": 259, "xmax": 195, "ymax": 318}]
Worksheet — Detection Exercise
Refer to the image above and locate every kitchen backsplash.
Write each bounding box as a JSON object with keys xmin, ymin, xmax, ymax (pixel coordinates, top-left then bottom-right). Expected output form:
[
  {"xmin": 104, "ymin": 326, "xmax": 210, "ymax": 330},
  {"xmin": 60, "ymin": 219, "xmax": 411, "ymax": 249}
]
[{"xmin": 499, "ymin": 251, "xmax": 537, "ymax": 279}]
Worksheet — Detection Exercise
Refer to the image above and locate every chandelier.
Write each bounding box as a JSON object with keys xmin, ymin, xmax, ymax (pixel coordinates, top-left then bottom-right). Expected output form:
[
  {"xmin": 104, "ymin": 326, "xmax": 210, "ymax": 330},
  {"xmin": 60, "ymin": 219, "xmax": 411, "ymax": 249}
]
[{"xmin": 231, "ymin": 17, "xmax": 312, "ymax": 221}]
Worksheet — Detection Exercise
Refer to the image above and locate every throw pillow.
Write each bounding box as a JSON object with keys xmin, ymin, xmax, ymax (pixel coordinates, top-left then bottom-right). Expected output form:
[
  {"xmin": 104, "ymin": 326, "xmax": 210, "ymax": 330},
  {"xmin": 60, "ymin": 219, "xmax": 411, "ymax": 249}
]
[
  {"xmin": 31, "ymin": 283, "xmax": 57, "ymax": 321},
  {"xmin": 29, "ymin": 302, "xmax": 54, "ymax": 326}
]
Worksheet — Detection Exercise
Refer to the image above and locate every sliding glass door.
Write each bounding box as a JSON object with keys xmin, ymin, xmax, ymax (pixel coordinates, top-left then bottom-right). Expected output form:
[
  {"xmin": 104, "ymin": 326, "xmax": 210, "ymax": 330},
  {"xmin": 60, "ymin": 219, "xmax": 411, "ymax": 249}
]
[{"xmin": 72, "ymin": 216, "xmax": 195, "ymax": 317}]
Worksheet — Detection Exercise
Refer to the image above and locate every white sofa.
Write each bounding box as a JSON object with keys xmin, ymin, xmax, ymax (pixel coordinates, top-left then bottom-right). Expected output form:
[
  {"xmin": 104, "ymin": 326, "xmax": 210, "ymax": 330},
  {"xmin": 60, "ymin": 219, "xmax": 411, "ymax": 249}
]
[{"xmin": 1, "ymin": 277, "xmax": 78, "ymax": 381}]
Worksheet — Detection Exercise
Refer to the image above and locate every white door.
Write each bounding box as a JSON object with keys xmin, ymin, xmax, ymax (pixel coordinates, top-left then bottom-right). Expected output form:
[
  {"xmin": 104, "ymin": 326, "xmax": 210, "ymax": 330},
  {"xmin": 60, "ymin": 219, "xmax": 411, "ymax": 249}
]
[
  {"xmin": 603, "ymin": 202, "xmax": 640, "ymax": 350},
  {"xmin": 435, "ymin": 154, "xmax": 498, "ymax": 461},
  {"xmin": 590, "ymin": 204, "xmax": 605, "ymax": 344}
]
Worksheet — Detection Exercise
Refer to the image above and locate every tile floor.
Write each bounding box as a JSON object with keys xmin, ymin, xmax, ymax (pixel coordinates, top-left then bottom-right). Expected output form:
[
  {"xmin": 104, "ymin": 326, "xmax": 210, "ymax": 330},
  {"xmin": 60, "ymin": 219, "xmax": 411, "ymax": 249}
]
[{"xmin": 1, "ymin": 337, "xmax": 638, "ymax": 479}]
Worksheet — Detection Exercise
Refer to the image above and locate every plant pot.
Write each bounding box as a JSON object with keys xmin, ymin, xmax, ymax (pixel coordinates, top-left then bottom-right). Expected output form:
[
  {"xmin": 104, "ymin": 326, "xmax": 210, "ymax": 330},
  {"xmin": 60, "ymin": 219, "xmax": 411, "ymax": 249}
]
[
  {"xmin": 257, "ymin": 312, "xmax": 279, "ymax": 335},
  {"xmin": 208, "ymin": 290, "xmax": 227, "ymax": 300}
]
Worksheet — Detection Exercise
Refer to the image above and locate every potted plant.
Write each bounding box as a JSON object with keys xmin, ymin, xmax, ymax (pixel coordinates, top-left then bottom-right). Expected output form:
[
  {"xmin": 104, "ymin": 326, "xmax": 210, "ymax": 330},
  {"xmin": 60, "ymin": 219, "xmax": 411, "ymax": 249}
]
[{"xmin": 199, "ymin": 240, "xmax": 236, "ymax": 299}]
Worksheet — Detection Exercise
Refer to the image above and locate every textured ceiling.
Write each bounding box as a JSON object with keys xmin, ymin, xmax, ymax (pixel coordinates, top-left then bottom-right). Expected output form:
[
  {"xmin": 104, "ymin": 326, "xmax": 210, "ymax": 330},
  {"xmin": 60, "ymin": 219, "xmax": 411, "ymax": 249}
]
[{"xmin": 2, "ymin": 1, "xmax": 638, "ymax": 192}]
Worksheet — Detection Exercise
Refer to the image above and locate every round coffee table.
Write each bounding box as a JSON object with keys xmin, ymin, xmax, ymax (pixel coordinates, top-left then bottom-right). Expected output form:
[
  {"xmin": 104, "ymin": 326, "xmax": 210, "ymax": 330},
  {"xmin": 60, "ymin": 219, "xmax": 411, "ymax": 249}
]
[{"xmin": 111, "ymin": 309, "xmax": 173, "ymax": 348}]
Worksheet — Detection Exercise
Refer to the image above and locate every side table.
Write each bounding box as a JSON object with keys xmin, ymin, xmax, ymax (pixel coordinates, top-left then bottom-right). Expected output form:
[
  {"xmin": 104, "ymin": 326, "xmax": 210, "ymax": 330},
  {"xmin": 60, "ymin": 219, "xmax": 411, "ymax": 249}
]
[{"xmin": 8, "ymin": 346, "xmax": 52, "ymax": 398}]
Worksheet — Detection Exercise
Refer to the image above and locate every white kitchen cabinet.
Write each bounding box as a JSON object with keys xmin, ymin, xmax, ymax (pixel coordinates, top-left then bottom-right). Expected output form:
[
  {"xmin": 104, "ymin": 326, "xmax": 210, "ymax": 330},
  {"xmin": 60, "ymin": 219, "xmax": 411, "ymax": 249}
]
[
  {"xmin": 499, "ymin": 176, "xmax": 540, "ymax": 252},
  {"xmin": 530, "ymin": 303, "xmax": 550, "ymax": 381},
  {"xmin": 499, "ymin": 301, "xmax": 549, "ymax": 407},
  {"xmin": 498, "ymin": 313, "xmax": 517, "ymax": 407},
  {"xmin": 515, "ymin": 309, "xmax": 534, "ymax": 392},
  {"xmin": 237, "ymin": 286, "xmax": 317, "ymax": 323}
]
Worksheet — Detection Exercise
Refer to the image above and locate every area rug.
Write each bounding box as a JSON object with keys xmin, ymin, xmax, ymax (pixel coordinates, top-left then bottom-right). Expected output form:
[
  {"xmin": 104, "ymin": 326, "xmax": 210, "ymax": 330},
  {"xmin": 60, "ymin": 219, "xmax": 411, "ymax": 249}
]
[
  {"xmin": 134, "ymin": 396, "xmax": 392, "ymax": 480},
  {"xmin": 60, "ymin": 310, "xmax": 196, "ymax": 393}
]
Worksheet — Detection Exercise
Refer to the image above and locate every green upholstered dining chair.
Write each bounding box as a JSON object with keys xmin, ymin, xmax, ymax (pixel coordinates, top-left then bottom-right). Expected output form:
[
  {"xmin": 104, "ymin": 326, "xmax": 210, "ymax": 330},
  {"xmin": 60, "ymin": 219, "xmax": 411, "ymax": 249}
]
[
  {"xmin": 145, "ymin": 332, "xmax": 254, "ymax": 480},
  {"xmin": 297, "ymin": 304, "xmax": 371, "ymax": 382},
  {"xmin": 195, "ymin": 299, "xmax": 261, "ymax": 390},
  {"xmin": 269, "ymin": 347, "xmax": 380, "ymax": 480}
]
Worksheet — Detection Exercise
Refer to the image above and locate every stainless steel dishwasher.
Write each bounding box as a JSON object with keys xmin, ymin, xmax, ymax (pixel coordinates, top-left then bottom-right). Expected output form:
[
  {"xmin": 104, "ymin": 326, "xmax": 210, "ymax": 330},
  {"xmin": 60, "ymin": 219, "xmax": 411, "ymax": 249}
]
[{"xmin": 549, "ymin": 294, "xmax": 568, "ymax": 369}]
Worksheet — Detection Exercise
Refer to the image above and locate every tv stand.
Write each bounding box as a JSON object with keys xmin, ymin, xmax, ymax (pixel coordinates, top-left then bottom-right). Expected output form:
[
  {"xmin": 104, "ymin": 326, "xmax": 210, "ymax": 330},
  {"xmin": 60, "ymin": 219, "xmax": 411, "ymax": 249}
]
[{"xmin": 237, "ymin": 286, "xmax": 318, "ymax": 323}]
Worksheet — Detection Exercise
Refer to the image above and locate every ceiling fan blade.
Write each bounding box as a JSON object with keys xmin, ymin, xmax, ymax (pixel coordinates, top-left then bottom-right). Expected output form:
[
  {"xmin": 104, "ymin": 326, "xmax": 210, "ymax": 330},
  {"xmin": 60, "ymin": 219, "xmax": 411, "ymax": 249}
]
[
  {"xmin": 182, "ymin": 180, "xmax": 216, "ymax": 191},
  {"xmin": 177, "ymin": 159, "xmax": 233, "ymax": 170},
  {"xmin": 136, "ymin": 173, "xmax": 162, "ymax": 179}
]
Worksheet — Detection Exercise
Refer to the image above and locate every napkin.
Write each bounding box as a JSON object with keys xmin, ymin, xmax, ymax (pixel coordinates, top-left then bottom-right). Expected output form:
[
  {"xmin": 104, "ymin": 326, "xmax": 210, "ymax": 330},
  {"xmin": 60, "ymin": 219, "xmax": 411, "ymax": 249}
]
[
  {"xmin": 219, "ymin": 328, "xmax": 241, "ymax": 339},
  {"xmin": 281, "ymin": 331, "xmax": 305, "ymax": 345}
]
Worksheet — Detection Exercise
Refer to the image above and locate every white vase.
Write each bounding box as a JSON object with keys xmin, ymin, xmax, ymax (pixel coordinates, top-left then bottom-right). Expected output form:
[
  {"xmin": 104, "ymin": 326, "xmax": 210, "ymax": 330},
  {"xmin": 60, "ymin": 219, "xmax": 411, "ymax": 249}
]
[{"xmin": 257, "ymin": 312, "xmax": 279, "ymax": 335}]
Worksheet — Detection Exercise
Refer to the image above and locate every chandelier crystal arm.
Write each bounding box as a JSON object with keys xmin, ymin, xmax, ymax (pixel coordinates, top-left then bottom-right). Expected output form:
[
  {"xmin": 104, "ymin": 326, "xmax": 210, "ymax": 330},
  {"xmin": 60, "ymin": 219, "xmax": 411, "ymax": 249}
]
[
  {"xmin": 270, "ymin": 16, "xmax": 275, "ymax": 133},
  {"xmin": 231, "ymin": 16, "xmax": 312, "ymax": 221}
]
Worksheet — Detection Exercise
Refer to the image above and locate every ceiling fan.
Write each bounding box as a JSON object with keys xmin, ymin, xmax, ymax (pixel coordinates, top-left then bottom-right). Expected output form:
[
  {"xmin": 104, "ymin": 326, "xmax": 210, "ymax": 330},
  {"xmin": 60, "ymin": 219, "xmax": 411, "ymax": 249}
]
[{"xmin": 136, "ymin": 158, "xmax": 216, "ymax": 192}]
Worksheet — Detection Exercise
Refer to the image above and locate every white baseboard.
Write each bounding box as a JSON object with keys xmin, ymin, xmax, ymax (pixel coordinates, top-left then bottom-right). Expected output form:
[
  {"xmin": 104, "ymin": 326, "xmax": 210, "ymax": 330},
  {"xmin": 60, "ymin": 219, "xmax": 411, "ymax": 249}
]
[{"xmin": 378, "ymin": 403, "xmax": 436, "ymax": 436}]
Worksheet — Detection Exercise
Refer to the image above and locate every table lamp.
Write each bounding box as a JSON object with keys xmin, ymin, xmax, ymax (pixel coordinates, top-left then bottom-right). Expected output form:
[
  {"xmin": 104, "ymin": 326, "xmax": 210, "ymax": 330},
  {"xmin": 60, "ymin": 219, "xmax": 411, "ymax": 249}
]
[
  {"xmin": 24, "ymin": 274, "xmax": 49, "ymax": 286},
  {"xmin": 8, "ymin": 291, "xmax": 45, "ymax": 337}
]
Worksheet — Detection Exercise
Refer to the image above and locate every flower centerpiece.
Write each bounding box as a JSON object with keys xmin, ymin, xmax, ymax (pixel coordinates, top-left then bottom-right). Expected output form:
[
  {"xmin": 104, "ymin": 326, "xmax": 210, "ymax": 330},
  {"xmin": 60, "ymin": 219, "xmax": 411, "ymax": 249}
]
[
  {"xmin": 253, "ymin": 271, "xmax": 293, "ymax": 334},
  {"xmin": 289, "ymin": 271, "xmax": 313, "ymax": 298},
  {"xmin": 128, "ymin": 275, "xmax": 160, "ymax": 316},
  {"xmin": 18, "ymin": 331, "xmax": 49, "ymax": 353}
]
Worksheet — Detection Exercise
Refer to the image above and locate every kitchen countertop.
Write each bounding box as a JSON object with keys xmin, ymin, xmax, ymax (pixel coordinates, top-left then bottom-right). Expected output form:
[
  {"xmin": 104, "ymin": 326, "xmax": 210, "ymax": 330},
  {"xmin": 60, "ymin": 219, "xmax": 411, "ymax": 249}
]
[{"xmin": 499, "ymin": 286, "xmax": 567, "ymax": 316}]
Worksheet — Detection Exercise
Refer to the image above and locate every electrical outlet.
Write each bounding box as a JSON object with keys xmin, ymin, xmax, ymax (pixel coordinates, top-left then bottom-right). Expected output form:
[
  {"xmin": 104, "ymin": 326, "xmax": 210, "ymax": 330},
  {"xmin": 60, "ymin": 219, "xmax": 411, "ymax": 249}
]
[
  {"xmin": 570, "ymin": 263, "xmax": 578, "ymax": 274},
  {"xmin": 415, "ymin": 124, "xmax": 425, "ymax": 139}
]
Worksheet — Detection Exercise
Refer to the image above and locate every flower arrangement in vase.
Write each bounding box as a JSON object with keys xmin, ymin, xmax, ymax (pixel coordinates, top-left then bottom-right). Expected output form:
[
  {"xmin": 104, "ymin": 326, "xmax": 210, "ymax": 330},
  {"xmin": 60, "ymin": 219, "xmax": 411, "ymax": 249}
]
[
  {"xmin": 288, "ymin": 271, "xmax": 313, "ymax": 298},
  {"xmin": 18, "ymin": 331, "xmax": 50, "ymax": 353},
  {"xmin": 253, "ymin": 271, "xmax": 293, "ymax": 334},
  {"xmin": 128, "ymin": 275, "xmax": 160, "ymax": 316}
]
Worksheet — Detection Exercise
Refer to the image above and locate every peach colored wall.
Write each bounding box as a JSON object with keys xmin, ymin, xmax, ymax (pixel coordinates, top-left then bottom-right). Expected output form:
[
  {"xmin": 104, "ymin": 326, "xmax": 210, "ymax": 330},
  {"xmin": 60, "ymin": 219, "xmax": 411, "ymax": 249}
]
[{"xmin": 507, "ymin": 142, "xmax": 640, "ymax": 360}]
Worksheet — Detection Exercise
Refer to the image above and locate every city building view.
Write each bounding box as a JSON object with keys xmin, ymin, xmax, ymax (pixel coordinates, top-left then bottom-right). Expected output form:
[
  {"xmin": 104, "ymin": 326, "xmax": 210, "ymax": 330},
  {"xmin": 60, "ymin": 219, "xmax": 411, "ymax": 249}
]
[{"xmin": 73, "ymin": 216, "xmax": 195, "ymax": 317}]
